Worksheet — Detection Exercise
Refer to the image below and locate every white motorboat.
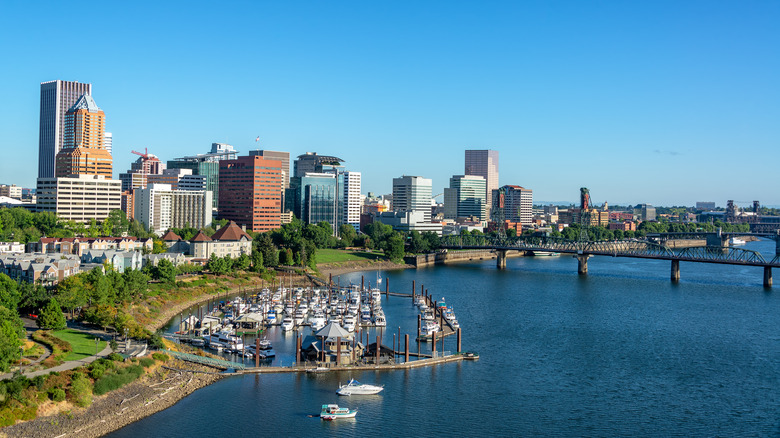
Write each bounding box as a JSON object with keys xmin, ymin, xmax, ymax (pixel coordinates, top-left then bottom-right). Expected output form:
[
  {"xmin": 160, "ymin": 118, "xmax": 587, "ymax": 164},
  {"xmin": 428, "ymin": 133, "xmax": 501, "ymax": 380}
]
[
  {"xmin": 730, "ymin": 237, "xmax": 746, "ymax": 245},
  {"xmin": 373, "ymin": 312, "xmax": 386, "ymax": 327},
  {"xmin": 281, "ymin": 317, "xmax": 294, "ymax": 331},
  {"xmin": 320, "ymin": 404, "xmax": 357, "ymax": 420},
  {"xmin": 337, "ymin": 379, "xmax": 384, "ymax": 396}
]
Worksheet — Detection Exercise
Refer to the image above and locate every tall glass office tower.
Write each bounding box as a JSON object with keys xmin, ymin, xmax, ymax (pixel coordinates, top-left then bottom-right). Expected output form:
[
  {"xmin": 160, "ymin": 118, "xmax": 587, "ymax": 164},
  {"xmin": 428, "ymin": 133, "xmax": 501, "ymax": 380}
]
[{"xmin": 38, "ymin": 80, "xmax": 93, "ymax": 178}]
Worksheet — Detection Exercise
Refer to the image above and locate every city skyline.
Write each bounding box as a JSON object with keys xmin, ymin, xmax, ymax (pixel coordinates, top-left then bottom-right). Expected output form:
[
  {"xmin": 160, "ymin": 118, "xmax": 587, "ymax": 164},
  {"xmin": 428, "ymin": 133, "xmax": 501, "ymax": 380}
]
[{"xmin": 1, "ymin": 2, "xmax": 778, "ymax": 206}]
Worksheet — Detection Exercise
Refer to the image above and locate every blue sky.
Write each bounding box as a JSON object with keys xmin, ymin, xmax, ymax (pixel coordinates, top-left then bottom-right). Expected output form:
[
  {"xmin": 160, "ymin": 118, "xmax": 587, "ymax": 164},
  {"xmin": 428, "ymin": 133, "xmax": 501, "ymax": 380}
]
[{"xmin": 1, "ymin": 1, "xmax": 778, "ymax": 207}]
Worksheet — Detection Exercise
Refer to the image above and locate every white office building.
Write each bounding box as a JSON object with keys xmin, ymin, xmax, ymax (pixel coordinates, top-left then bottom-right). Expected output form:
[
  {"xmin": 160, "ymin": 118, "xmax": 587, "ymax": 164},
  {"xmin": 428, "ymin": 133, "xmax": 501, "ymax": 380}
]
[
  {"xmin": 343, "ymin": 171, "xmax": 362, "ymax": 231},
  {"xmin": 392, "ymin": 175, "xmax": 432, "ymax": 223},
  {"xmin": 36, "ymin": 175, "xmax": 121, "ymax": 222},
  {"xmin": 133, "ymin": 184, "xmax": 213, "ymax": 235}
]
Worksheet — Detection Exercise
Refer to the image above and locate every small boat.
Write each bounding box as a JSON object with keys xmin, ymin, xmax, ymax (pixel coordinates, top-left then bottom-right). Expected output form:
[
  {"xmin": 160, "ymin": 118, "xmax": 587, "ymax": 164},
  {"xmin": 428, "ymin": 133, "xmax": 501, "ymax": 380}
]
[
  {"xmin": 320, "ymin": 404, "xmax": 357, "ymax": 420},
  {"xmin": 730, "ymin": 237, "xmax": 746, "ymax": 245},
  {"xmin": 337, "ymin": 379, "xmax": 384, "ymax": 396},
  {"xmin": 281, "ymin": 317, "xmax": 294, "ymax": 331},
  {"xmin": 463, "ymin": 351, "xmax": 480, "ymax": 361}
]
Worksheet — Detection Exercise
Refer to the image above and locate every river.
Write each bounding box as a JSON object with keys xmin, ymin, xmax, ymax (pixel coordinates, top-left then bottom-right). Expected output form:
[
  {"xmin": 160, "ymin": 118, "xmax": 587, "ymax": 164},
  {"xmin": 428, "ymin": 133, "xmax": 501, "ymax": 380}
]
[{"xmin": 108, "ymin": 239, "xmax": 780, "ymax": 437}]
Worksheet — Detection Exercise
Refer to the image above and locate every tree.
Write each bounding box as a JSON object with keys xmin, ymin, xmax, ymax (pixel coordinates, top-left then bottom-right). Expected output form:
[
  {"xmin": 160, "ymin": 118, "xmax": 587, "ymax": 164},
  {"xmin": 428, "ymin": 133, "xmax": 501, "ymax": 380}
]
[
  {"xmin": 255, "ymin": 232, "xmax": 278, "ymax": 267},
  {"xmin": 278, "ymin": 249, "xmax": 290, "ymax": 266},
  {"xmin": 385, "ymin": 233, "xmax": 405, "ymax": 261},
  {"xmin": 55, "ymin": 274, "xmax": 89, "ymax": 316},
  {"xmin": 0, "ymin": 273, "xmax": 21, "ymax": 310},
  {"xmin": 338, "ymin": 224, "xmax": 357, "ymax": 247},
  {"xmin": 18, "ymin": 281, "xmax": 51, "ymax": 313},
  {"xmin": 407, "ymin": 231, "xmax": 429, "ymax": 254},
  {"xmin": 0, "ymin": 305, "xmax": 24, "ymax": 372},
  {"xmin": 106, "ymin": 209, "xmax": 130, "ymax": 236},
  {"xmin": 120, "ymin": 268, "xmax": 150, "ymax": 301},
  {"xmin": 153, "ymin": 259, "xmax": 177, "ymax": 282},
  {"xmin": 37, "ymin": 298, "xmax": 66, "ymax": 330},
  {"xmin": 251, "ymin": 250, "xmax": 264, "ymax": 272},
  {"xmin": 234, "ymin": 253, "xmax": 251, "ymax": 271}
]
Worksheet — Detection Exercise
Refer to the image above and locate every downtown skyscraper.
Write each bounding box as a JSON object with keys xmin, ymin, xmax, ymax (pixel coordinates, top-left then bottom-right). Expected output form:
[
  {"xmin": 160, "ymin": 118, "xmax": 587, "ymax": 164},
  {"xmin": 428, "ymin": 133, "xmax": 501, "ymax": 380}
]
[
  {"xmin": 465, "ymin": 149, "xmax": 499, "ymax": 218},
  {"xmin": 38, "ymin": 80, "xmax": 92, "ymax": 178}
]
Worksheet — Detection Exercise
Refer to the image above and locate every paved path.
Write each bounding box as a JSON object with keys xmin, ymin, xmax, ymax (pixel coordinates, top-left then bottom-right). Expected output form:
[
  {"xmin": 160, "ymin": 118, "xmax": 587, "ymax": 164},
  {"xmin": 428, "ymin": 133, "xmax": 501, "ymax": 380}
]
[{"xmin": 0, "ymin": 320, "xmax": 117, "ymax": 381}]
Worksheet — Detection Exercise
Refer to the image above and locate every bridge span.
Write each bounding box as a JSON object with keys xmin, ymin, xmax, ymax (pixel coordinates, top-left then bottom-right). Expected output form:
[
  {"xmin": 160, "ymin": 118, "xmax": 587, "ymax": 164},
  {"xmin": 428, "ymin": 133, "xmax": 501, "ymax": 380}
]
[{"xmin": 439, "ymin": 235, "xmax": 780, "ymax": 287}]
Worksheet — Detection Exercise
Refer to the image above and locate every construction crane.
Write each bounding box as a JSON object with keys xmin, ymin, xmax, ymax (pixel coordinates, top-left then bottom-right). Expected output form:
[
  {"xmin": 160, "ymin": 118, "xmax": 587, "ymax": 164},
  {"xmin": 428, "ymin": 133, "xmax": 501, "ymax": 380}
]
[{"xmin": 132, "ymin": 148, "xmax": 151, "ymax": 158}]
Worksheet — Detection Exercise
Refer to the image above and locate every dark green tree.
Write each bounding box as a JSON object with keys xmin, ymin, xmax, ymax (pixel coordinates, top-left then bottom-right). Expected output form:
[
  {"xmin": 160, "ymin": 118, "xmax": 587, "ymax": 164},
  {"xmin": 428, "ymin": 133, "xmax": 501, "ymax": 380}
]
[
  {"xmin": 0, "ymin": 305, "xmax": 24, "ymax": 372},
  {"xmin": 152, "ymin": 259, "xmax": 177, "ymax": 283},
  {"xmin": 37, "ymin": 298, "xmax": 67, "ymax": 330},
  {"xmin": 0, "ymin": 273, "xmax": 21, "ymax": 310},
  {"xmin": 385, "ymin": 233, "xmax": 405, "ymax": 261},
  {"xmin": 234, "ymin": 253, "xmax": 251, "ymax": 271}
]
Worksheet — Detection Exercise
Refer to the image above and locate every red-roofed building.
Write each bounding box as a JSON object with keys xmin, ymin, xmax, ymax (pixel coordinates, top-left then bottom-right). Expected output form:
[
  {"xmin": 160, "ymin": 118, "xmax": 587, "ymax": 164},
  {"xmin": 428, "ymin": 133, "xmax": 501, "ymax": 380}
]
[{"xmin": 190, "ymin": 222, "xmax": 252, "ymax": 259}]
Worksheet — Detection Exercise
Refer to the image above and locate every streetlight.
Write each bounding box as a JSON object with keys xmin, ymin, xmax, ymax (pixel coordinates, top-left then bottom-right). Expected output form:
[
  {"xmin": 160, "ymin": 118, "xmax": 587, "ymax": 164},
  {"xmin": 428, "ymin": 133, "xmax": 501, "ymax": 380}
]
[{"xmin": 95, "ymin": 338, "xmax": 99, "ymax": 356}]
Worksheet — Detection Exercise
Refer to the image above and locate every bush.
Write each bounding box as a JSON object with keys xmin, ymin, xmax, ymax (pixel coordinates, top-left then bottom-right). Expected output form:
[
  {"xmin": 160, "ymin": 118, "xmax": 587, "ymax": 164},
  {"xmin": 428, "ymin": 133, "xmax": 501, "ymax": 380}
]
[
  {"xmin": 92, "ymin": 365, "xmax": 145, "ymax": 395},
  {"xmin": 138, "ymin": 358, "xmax": 154, "ymax": 368},
  {"xmin": 69, "ymin": 374, "xmax": 92, "ymax": 407},
  {"xmin": 152, "ymin": 352, "xmax": 169, "ymax": 362},
  {"xmin": 108, "ymin": 353, "xmax": 124, "ymax": 362},
  {"xmin": 50, "ymin": 388, "xmax": 66, "ymax": 402},
  {"xmin": 88, "ymin": 363, "xmax": 105, "ymax": 380}
]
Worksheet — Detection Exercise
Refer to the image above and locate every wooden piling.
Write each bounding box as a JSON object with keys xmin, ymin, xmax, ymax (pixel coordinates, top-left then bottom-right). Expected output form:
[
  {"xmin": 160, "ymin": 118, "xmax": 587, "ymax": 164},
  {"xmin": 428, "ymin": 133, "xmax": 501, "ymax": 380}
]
[
  {"xmin": 412, "ymin": 280, "xmax": 415, "ymax": 296},
  {"xmin": 336, "ymin": 336, "xmax": 341, "ymax": 366},
  {"xmin": 255, "ymin": 338, "xmax": 260, "ymax": 367},
  {"xmin": 432, "ymin": 331, "xmax": 437, "ymax": 354},
  {"xmin": 417, "ymin": 314, "xmax": 421, "ymax": 337},
  {"xmin": 376, "ymin": 335, "xmax": 381, "ymax": 364},
  {"xmin": 457, "ymin": 328, "xmax": 462, "ymax": 353},
  {"xmin": 405, "ymin": 334, "xmax": 409, "ymax": 362},
  {"xmin": 296, "ymin": 335, "xmax": 302, "ymax": 366},
  {"xmin": 361, "ymin": 276, "xmax": 364, "ymax": 291}
]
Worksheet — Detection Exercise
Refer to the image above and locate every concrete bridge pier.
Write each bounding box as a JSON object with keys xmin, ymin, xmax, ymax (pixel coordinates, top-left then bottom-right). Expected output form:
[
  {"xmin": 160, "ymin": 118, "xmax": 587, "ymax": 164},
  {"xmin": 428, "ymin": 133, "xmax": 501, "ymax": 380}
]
[
  {"xmin": 496, "ymin": 250, "xmax": 507, "ymax": 269},
  {"xmin": 775, "ymin": 236, "xmax": 780, "ymax": 256},
  {"xmin": 764, "ymin": 267, "xmax": 772, "ymax": 288},
  {"xmin": 671, "ymin": 259, "xmax": 680, "ymax": 282},
  {"xmin": 576, "ymin": 254, "xmax": 590, "ymax": 275}
]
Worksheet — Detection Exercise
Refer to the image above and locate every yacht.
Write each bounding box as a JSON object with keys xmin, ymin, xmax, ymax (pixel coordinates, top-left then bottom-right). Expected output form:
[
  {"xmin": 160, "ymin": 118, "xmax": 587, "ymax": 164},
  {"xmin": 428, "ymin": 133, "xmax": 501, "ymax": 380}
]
[
  {"xmin": 266, "ymin": 309, "xmax": 277, "ymax": 324},
  {"xmin": 336, "ymin": 379, "xmax": 384, "ymax": 396},
  {"xmin": 373, "ymin": 311, "xmax": 386, "ymax": 327},
  {"xmin": 205, "ymin": 330, "xmax": 243, "ymax": 351},
  {"xmin": 281, "ymin": 316, "xmax": 295, "ymax": 331},
  {"xmin": 310, "ymin": 311, "xmax": 327, "ymax": 331},
  {"xmin": 730, "ymin": 237, "xmax": 746, "ymax": 245},
  {"xmin": 343, "ymin": 315, "xmax": 356, "ymax": 332}
]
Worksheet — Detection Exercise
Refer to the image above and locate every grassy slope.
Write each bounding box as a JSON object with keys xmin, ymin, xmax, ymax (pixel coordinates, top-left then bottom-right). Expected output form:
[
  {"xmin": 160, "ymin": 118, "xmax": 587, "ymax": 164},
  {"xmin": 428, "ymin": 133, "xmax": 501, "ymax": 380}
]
[
  {"xmin": 316, "ymin": 248, "xmax": 386, "ymax": 264},
  {"xmin": 52, "ymin": 329, "xmax": 107, "ymax": 361}
]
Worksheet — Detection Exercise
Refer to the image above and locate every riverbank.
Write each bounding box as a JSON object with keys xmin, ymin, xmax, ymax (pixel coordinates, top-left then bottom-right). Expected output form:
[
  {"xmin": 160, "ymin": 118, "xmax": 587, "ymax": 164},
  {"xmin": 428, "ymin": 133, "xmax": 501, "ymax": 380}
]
[
  {"xmin": 0, "ymin": 262, "xmax": 414, "ymax": 436},
  {"xmin": 0, "ymin": 361, "xmax": 224, "ymax": 438}
]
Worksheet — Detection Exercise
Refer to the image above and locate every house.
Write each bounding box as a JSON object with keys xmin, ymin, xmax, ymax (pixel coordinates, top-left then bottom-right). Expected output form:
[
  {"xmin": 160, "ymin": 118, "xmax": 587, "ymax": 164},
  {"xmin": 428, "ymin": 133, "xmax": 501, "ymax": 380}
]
[
  {"xmin": 146, "ymin": 252, "xmax": 187, "ymax": 267},
  {"xmin": 27, "ymin": 236, "xmax": 153, "ymax": 256},
  {"xmin": 189, "ymin": 221, "xmax": 253, "ymax": 259},
  {"xmin": 0, "ymin": 254, "xmax": 80, "ymax": 285},
  {"xmin": 81, "ymin": 250, "xmax": 144, "ymax": 271}
]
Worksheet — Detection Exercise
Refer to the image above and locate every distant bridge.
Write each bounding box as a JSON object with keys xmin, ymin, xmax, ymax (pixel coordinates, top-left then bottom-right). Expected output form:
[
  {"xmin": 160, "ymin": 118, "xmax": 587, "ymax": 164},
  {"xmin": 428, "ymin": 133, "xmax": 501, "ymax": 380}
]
[{"xmin": 439, "ymin": 233, "xmax": 780, "ymax": 287}]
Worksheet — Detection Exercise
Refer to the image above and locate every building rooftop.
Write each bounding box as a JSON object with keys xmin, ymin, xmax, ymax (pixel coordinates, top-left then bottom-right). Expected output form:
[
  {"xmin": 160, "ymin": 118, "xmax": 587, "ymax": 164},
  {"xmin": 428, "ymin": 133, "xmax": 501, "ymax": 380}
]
[
  {"xmin": 68, "ymin": 94, "xmax": 101, "ymax": 113},
  {"xmin": 210, "ymin": 221, "xmax": 252, "ymax": 241}
]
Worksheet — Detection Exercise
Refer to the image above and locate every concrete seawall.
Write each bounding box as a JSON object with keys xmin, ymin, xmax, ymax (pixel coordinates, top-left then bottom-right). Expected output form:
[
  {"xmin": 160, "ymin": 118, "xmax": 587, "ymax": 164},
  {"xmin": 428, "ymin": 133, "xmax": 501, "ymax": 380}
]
[{"xmin": 405, "ymin": 249, "xmax": 524, "ymax": 268}]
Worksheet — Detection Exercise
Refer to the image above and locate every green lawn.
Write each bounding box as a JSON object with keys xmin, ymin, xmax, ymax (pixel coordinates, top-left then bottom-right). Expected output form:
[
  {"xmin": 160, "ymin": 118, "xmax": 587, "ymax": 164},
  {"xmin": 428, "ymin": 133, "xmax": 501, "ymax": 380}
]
[
  {"xmin": 317, "ymin": 248, "xmax": 386, "ymax": 264},
  {"xmin": 52, "ymin": 329, "xmax": 107, "ymax": 361}
]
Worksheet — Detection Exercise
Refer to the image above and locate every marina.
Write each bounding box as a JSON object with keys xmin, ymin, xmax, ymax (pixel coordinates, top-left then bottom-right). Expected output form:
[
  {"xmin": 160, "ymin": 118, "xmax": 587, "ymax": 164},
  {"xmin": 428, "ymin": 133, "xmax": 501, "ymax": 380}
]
[{"xmin": 110, "ymin": 239, "xmax": 780, "ymax": 437}]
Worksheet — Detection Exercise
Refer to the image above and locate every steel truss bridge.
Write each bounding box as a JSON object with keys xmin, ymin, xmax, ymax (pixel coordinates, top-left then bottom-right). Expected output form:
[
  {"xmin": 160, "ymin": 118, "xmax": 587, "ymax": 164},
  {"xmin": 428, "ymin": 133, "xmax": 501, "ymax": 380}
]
[{"xmin": 439, "ymin": 235, "xmax": 780, "ymax": 286}]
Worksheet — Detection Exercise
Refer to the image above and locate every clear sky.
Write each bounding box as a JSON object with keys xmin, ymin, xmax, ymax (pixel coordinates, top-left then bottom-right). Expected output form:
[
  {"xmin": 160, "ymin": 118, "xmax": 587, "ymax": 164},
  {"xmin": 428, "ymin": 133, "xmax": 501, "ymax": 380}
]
[{"xmin": 1, "ymin": 1, "xmax": 778, "ymax": 207}]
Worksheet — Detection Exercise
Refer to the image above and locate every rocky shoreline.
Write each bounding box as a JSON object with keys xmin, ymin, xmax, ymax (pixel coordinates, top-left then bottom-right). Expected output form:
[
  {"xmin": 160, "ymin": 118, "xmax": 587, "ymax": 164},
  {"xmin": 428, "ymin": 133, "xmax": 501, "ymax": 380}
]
[{"xmin": 0, "ymin": 361, "xmax": 224, "ymax": 438}]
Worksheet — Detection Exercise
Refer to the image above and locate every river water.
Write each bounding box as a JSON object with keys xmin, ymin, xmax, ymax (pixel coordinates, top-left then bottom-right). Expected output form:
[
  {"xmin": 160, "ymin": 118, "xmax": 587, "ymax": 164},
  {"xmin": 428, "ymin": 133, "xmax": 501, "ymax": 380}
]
[{"xmin": 108, "ymin": 240, "xmax": 780, "ymax": 437}]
